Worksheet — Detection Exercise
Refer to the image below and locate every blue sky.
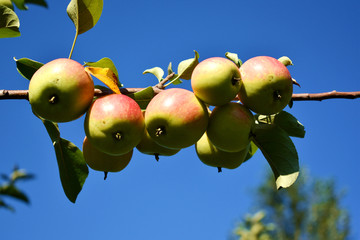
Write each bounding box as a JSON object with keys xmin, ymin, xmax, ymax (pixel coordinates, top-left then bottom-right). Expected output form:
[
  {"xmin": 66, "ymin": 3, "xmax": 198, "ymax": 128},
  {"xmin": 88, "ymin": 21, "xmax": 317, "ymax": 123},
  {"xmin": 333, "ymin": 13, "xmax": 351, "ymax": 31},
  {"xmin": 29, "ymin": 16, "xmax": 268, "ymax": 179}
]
[{"xmin": 1, "ymin": 0, "xmax": 360, "ymax": 239}]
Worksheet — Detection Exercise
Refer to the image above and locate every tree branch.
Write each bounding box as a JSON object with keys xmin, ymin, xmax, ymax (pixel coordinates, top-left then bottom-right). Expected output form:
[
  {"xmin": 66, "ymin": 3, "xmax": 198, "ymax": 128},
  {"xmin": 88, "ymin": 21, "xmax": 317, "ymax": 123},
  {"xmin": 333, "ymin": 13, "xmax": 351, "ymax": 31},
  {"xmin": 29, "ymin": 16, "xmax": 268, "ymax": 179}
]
[{"xmin": 1, "ymin": 89, "xmax": 360, "ymax": 101}]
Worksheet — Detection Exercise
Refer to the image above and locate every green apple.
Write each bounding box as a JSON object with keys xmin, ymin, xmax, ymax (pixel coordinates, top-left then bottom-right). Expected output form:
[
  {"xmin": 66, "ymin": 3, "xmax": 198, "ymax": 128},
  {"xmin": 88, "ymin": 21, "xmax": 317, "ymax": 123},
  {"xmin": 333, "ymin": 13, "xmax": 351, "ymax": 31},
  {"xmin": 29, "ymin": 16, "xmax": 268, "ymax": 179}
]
[
  {"xmin": 82, "ymin": 136, "xmax": 133, "ymax": 179},
  {"xmin": 196, "ymin": 132, "xmax": 250, "ymax": 170},
  {"xmin": 145, "ymin": 88, "xmax": 209, "ymax": 149},
  {"xmin": 207, "ymin": 102, "xmax": 254, "ymax": 152},
  {"xmin": 191, "ymin": 57, "xmax": 241, "ymax": 106},
  {"xmin": 136, "ymin": 128, "xmax": 180, "ymax": 161},
  {"xmin": 28, "ymin": 58, "xmax": 94, "ymax": 122},
  {"xmin": 238, "ymin": 56, "xmax": 293, "ymax": 115},
  {"xmin": 84, "ymin": 93, "xmax": 145, "ymax": 156}
]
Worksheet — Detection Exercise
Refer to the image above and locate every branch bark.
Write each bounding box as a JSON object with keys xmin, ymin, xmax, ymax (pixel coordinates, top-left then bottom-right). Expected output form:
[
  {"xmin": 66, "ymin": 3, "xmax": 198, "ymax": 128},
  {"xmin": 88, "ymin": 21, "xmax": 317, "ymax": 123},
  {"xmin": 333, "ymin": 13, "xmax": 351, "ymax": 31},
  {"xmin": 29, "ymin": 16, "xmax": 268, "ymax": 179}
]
[{"xmin": 1, "ymin": 89, "xmax": 360, "ymax": 101}]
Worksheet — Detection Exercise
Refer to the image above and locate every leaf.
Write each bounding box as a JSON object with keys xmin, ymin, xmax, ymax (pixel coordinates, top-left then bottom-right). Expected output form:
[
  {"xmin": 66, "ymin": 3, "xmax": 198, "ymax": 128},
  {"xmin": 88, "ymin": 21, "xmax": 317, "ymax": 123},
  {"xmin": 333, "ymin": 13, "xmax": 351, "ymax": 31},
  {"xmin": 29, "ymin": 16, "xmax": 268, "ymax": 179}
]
[
  {"xmin": 256, "ymin": 111, "xmax": 305, "ymax": 138},
  {"xmin": 177, "ymin": 50, "xmax": 199, "ymax": 80},
  {"xmin": 14, "ymin": 57, "xmax": 43, "ymax": 80},
  {"xmin": 0, "ymin": 199, "xmax": 15, "ymax": 212},
  {"xmin": 273, "ymin": 111, "xmax": 305, "ymax": 138},
  {"xmin": 252, "ymin": 124, "xmax": 299, "ymax": 189},
  {"xmin": 225, "ymin": 52, "xmax": 242, "ymax": 67},
  {"xmin": 85, "ymin": 57, "xmax": 122, "ymax": 87},
  {"xmin": 0, "ymin": 184, "xmax": 29, "ymax": 203},
  {"xmin": 167, "ymin": 62, "xmax": 173, "ymax": 75},
  {"xmin": 0, "ymin": 5, "xmax": 20, "ymax": 38},
  {"xmin": 243, "ymin": 141, "xmax": 258, "ymax": 162},
  {"xmin": 278, "ymin": 56, "xmax": 293, "ymax": 66},
  {"xmin": 85, "ymin": 67, "xmax": 121, "ymax": 94},
  {"xmin": 127, "ymin": 86, "xmax": 154, "ymax": 110},
  {"xmin": 11, "ymin": 0, "xmax": 47, "ymax": 10},
  {"xmin": 10, "ymin": 169, "xmax": 35, "ymax": 183},
  {"xmin": 42, "ymin": 120, "xmax": 88, "ymax": 203},
  {"xmin": 67, "ymin": 0, "xmax": 103, "ymax": 35},
  {"xmin": 143, "ymin": 67, "xmax": 164, "ymax": 82}
]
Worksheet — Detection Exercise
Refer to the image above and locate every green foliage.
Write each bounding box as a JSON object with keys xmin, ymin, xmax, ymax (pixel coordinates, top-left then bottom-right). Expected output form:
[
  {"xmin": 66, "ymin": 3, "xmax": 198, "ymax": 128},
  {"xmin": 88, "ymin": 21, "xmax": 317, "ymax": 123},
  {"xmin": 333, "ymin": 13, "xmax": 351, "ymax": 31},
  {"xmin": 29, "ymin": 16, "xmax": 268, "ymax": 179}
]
[
  {"xmin": 11, "ymin": 0, "xmax": 47, "ymax": 10},
  {"xmin": 225, "ymin": 52, "xmax": 242, "ymax": 67},
  {"xmin": 0, "ymin": 166, "xmax": 34, "ymax": 212},
  {"xmin": 43, "ymin": 120, "xmax": 89, "ymax": 203},
  {"xmin": 84, "ymin": 57, "xmax": 122, "ymax": 87},
  {"xmin": 232, "ymin": 171, "xmax": 351, "ymax": 240},
  {"xmin": 0, "ymin": 5, "xmax": 20, "ymax": 38},
  {"xmin": 14, "ymin": 58, "xmax": 44, "ymax": 80},
  {"xmin": 128, "ymin": 86, "xmax": 155, "ymax": 110}
]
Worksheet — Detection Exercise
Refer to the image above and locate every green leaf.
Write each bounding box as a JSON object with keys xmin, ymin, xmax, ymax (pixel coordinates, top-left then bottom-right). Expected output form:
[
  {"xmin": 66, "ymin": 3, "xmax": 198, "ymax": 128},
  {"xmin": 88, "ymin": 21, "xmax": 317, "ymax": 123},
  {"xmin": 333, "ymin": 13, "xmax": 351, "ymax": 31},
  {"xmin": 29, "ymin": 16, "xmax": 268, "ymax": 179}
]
[
  {"xmin": 0, "ymin": 5, "xmax": 20, "ymax": 38},
  {"xmin": 128, "ymin": 86, "xmax": 155, "ymax": 110},
  {"xmin": 252, "ymin": 124, "xmax": 299, "ymax": 189},
  {"xmin": 42, "ymin": 120, "xmax": 88, "ymax": 203},
  {"xmin": 243, "ymin": 141, "xmax": 258, "ymax": 162},
  {"xmin": 177, "ymin": 50, "xmax": 199, "ymax": 80},
  {"xmin": 84, "ymin": 57, "xmax": 122, "ymax": 87},
  {"xmin": 14, "ymin": 57, "xmax": 43, "ymax": 80},
  {"xmin": 278, "ymin": 56, "xmax": 293, "ymax": 66},
  {"xmin": 67, "ymin": 0, "xmax": 103, "ymax": 35},
  {"xmin": 143, "ymin": 67, "xmax": 164, "ymax": 82},
  {"xmin": 0, "ymin": 184, "xmax": 29, "ymax": 203},
  {"xmin": 10, "ymin": 169, "xmax": 35, "ymax": 183},
  {"xmin": 11, "ymin": 0, "xmax": 47, "ymax": 10},
  {"xmin": 225, "ymin": 52, "xmax": 242, "ymax": 67},
  {"xmin": 273, "ymin": 111, "xmax": 305, "ymax": 138},
  {"xmin": 256, "ymin": 111, "xmax": 305, "ymax": 138},
  {"xmin": 0, "ymin": 199, "xmax": 15, "ymax": 212},
  {"xmin": 167, "ymin": 62, "xmax": 173, "ymax": 75}
]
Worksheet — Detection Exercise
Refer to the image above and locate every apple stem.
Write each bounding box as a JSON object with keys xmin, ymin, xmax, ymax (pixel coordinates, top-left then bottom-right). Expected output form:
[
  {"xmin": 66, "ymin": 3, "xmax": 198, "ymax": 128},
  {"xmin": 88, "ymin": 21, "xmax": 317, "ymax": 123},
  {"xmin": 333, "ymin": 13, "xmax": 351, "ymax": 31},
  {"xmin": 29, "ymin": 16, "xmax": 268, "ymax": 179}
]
[
  {"xmin": 104, "ymin": 171, "xmax": 108, "ymax": 180},
  {"xmin": 154, "ymin": 153, "xmax": 160, "ymax": 161},
  {"xmin": 48, "ymin": 95, "xmax": 58, "ymax": 104},
  {"xmin": 273, "ymin": 90, "xmax": 282, "ymax": 101},
  {"xmin": 217, "ymin": 167, "xmax": 222, "ymax": 173},
  {"xmin": 155, "ymin": 127, "xmax": 166, "ymax": 137}
]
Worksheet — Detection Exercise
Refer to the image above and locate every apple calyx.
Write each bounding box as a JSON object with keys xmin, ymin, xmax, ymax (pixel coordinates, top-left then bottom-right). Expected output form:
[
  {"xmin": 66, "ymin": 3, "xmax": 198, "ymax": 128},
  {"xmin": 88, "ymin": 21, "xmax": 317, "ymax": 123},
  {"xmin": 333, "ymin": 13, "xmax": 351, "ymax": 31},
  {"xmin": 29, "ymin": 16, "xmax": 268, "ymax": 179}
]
[
  {"xmin": 113, "ymin": 131, "xmax": 123, "ymax": 141},
  {"xmin": 155, "ymin": 127, "xmax": 166, "ymax": 137},
  {"xmin": 231, "ymin": 77, "xmax": 241, "ymax": 86},
  {"xmin": 273, "ymin": 90, "xmax": 282, "ymax": 101}
]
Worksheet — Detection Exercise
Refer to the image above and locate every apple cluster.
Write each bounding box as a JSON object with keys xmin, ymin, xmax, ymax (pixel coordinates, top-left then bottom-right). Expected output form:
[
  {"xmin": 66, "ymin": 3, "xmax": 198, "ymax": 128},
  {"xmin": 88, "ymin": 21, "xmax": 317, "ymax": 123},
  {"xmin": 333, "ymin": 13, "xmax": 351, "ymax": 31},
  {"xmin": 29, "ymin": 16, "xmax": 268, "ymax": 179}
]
[{"xmin": 28, "ymin": 55, "xmax": 293, "ymax": 177}]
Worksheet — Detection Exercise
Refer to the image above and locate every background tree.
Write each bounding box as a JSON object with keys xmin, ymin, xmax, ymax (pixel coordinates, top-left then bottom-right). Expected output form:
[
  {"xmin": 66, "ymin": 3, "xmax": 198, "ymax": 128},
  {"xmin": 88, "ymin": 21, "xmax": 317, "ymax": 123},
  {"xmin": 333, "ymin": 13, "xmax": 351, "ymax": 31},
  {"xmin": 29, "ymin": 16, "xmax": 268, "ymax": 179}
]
[{"xmin": 232, "ymin": 169, "xmax": 350, "ymax": 240}]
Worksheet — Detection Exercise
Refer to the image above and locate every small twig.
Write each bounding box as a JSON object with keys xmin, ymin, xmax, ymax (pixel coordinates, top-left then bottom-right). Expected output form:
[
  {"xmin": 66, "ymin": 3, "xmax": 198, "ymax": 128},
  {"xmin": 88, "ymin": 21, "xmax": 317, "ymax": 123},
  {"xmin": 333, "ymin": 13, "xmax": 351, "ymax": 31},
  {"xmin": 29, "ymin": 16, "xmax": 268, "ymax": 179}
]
[
  {"xmin": 154, "ymin": 72, "xmax": 175, "ymax": 90},
  {"xmin": 291, "ymin": 90, "xmax": 360, "ymax": 101}
]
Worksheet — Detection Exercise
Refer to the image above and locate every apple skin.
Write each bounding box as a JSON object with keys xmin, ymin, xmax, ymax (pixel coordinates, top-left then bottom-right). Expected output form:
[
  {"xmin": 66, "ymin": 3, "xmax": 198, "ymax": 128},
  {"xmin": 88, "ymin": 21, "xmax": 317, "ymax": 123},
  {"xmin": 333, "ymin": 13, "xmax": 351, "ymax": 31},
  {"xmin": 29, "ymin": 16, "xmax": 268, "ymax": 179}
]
[
  {"xmin": 238, "ymin": 56, "xmax": 293, "ymax": 115},
  {"xmin": 145, "ymin": 88, "xmax": 209, "ymax": 149},
  {"xmin": 136, "ymin": 128, "xmax": 180, "ymax": 160},
  {"xmin": 84, "ymin": 94, "xmax": 145, "ymax": 156},
  {"xmin": 28, "ymin": 58, "xmax": 94, "ymax": 122},
  {"xmin": 82, "ymin": 136, "xmax": 132, "ymax": 173},
  {"xmin": 191, "ymin": 57, "xmax": 241, "ymax": 106},
  {"xmin": 207, "ymin": 102, "xmax": 254, "ymax": 152},
  {"xmin": 195, "ymin": 132, "xmax": 250, "ymax": 170}
]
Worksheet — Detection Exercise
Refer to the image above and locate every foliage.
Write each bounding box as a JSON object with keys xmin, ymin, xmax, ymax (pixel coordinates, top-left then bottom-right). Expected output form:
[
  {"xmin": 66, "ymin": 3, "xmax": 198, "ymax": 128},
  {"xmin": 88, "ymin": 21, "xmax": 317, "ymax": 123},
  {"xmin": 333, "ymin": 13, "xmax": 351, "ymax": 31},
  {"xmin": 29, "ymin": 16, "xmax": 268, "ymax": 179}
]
[
  {"xmin": 0, "ymin": 166, "xmax": 34, "ymax": 212},
  {"xmin": 232, "ymin": 170, "xmax": 350, "ymax": 240}
]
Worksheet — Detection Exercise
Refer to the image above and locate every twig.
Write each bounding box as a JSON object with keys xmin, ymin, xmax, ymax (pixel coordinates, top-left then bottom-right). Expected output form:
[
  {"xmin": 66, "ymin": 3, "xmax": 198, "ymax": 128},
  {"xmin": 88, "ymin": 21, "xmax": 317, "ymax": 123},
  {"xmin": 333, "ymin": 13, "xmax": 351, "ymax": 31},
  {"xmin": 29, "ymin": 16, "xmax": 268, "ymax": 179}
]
[{"xmin": 1, "ymin": 89, "xmax": 360, "ymax": 101}]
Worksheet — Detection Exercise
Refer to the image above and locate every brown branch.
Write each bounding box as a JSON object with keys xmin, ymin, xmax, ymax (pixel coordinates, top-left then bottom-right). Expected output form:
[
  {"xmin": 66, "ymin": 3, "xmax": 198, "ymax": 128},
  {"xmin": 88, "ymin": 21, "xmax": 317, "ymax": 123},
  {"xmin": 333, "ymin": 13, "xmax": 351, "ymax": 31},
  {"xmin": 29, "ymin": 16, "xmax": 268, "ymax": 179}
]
[{"xmin": 1, "ymin": 88, "xmax": 360, "ymax": 101}]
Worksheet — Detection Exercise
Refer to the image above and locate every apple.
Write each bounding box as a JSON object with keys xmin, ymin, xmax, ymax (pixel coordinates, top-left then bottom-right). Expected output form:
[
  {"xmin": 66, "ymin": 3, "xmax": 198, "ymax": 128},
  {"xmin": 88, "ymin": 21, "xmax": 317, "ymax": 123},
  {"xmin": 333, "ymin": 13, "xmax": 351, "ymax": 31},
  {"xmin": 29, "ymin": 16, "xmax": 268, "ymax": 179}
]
[
  {"xmin": 136, "ymin": 128, "xmax": 180, "ymax": 161},
  {"xmin": 196, "ymin": 132, "xmax": 250, "ymax": 170},
  {"xmin": 145, "ymin": 88, "xmax": 209, "ymax": 149},
  {"xmin": 207, "ymin": 102, "xmax": 254, "ymax": 152},
  {"xmin": 28, "ymin": 58, "xmax": 94, "ymax": 122},
  {"xmin": 0, "ymin": 0, "xmax": 14, "ymax": 9},
  {"xmin": 84, "ymin": 93, "xmax": 144, "ymax": 156},
  {"xmin": 82, "ymin": 136, "xmax": 133, "ymax": 179},
  {"xmin": 238, "ymin": 56, "xmax": 293, "ymax": 115},
  {"xmin": 191, "ymin": 57, "xmax": 241, "ymax": 106}
]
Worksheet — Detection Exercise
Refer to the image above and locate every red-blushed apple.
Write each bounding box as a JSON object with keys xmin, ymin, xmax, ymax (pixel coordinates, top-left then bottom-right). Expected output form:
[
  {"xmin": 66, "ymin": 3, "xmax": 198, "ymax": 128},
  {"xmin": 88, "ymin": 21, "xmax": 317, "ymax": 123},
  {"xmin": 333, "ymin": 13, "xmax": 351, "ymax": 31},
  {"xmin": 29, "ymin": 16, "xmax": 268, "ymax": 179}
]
[
  {"xmin": 84, "ymin": 93, "xmax": 144, "ymax": 156},
  {"xmin": 238, "ymin": 56, "xmax": 293, "ymax": 115},
  {"xmin": 136, "ymin": 128, "xmax": 180, "ymax": 161},
  {"xmin": 196, "ymin": 132, "xmax": 250, "ymax": 171},
  {"xmin": 207, "ymin": 102, "xmax": 254, "ymax": 152},
  {"xmin": 145, "ymin": 88, "xmax": 209, "ymax": 149},
  {"xmin": 29, "ymin": 58, "xmax": 94, "ymax": 122},
  {"xmin": 82, "ymin": 136, "xmax": 133, "ymax": 179},
  {"xmin": 191, "ymin": 57, "xmax": 241, "ymax": 106}
]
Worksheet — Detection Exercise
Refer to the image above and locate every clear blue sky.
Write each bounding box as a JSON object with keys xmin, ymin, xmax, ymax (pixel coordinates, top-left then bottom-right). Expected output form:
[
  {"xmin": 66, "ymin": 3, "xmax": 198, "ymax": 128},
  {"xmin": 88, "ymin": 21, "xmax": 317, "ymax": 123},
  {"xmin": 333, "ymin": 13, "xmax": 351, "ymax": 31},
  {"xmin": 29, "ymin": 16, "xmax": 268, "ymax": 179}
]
[{"xmin": 1, "ymin": 0, "xmax": 359, "ymax": 239}]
